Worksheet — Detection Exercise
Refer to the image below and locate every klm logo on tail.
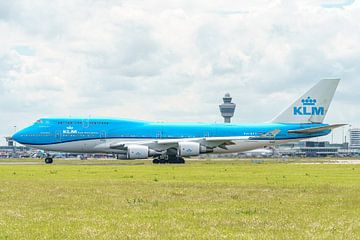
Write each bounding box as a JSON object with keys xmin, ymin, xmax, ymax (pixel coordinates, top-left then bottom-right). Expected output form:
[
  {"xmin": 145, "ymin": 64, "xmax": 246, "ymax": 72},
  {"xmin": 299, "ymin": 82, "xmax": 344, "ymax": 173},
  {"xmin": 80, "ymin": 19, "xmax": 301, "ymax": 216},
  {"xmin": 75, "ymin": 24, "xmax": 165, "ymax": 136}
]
[{"xmin": 293, "ymin": 97, "xmax": 324, "ymax": 116}]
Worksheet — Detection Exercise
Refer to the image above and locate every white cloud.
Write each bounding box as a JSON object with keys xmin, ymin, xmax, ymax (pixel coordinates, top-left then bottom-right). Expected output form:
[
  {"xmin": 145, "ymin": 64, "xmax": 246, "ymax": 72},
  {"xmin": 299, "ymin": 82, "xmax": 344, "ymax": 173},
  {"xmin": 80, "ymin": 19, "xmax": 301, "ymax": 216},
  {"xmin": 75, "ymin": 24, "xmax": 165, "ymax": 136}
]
[{"xmin": 0, "ymin": 0, "xmax": 359, "ymax": 143}]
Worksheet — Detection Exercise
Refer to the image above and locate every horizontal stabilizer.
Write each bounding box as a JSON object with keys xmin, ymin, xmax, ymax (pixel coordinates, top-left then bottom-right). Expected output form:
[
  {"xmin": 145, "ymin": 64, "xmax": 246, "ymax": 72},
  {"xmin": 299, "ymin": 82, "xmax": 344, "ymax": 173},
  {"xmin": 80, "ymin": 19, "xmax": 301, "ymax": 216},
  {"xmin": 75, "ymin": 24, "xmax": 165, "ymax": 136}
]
[{"xmin": 288, "ymin": 124, "xmax": 346, "ymax": 134}]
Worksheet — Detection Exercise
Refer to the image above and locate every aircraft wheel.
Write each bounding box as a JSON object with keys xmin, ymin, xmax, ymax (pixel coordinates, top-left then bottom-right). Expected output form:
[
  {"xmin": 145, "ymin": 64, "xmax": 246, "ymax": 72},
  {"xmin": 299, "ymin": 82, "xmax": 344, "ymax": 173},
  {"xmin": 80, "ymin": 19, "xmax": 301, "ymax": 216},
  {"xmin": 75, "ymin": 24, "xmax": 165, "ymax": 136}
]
[
  {"xmin": 45, "ymin": 158, "xmax": 53, "ymax": 164},
  {"xmin": 152, "ymin": 159, "xmax": 160, "ymax": 164},
  {"xmin": 167, "ymin": 155, "xmax": 177, "ymax": 164},
  {"xmin": 168, "ymin": 156, "xmax": 185, "ymax": 164},
  {"xmin": 177, "ymin": 157, "xmax": 185, "ymax": 164}
]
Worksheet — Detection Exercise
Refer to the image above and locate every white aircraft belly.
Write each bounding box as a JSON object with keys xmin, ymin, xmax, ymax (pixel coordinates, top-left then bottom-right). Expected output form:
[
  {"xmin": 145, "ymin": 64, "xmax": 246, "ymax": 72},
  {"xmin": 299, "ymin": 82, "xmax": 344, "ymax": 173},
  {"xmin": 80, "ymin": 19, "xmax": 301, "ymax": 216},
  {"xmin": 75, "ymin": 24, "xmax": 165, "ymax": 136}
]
[
  {"xmin": 25, "ymin": 138, "xmax": 302, "ymax": 155},
  {"xmin": 26, "ymin": 138, "xmax": 155, "ymax": 153},
  {"xmin": 27, "ymin": 139, "xmax": 104, "ymax": 153}
]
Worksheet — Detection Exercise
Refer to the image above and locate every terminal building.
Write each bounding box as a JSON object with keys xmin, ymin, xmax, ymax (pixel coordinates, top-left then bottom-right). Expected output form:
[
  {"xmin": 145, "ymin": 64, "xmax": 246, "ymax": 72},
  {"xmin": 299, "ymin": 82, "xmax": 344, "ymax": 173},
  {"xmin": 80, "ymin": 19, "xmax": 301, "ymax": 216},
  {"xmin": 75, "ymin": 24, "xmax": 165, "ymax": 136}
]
[
  {"xmin": 1, "ymin": 136, "xmax": 32, "ymax": 158},
  {"xmin": 349, "ymin": 128, "xmax": 360, "ymax": 149},
  {"xmin": 276, "ymin": 141, "xmax": 350, "ymax": 157}
]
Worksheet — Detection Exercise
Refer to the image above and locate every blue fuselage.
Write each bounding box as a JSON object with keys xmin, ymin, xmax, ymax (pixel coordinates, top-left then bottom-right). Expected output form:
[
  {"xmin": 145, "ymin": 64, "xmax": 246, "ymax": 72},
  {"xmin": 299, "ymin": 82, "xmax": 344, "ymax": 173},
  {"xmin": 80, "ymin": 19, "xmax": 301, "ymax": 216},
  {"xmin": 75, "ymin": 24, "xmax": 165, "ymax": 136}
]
[{"xmin": 13, "ymin": 118, "xmax": 330, "ymax": 146}]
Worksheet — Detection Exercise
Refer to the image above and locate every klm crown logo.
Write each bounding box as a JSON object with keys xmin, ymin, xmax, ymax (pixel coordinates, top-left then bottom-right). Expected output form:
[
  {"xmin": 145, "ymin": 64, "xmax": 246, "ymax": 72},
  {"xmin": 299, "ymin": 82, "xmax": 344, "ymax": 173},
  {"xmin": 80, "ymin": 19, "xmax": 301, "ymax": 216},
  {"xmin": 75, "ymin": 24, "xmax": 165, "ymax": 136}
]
[
  {"xmin": 294, "ymin": 96, "xmax": 324, "ymax": 116},
  {"xmin": 302, "ymin": 96, "xmax": 316, "ymax": 106},
  {"xmin": 184, "ymin": 148, "xmax": 193, "ymax": 153}
]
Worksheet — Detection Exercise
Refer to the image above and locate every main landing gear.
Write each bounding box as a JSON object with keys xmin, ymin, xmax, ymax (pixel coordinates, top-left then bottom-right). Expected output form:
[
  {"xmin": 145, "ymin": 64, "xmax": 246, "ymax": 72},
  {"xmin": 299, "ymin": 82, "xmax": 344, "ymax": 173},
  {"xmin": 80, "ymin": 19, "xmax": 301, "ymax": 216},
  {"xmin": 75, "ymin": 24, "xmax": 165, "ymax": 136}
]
[{"xmin": 152, "ymin": 155, "xmax": 185, "ymax": 164}]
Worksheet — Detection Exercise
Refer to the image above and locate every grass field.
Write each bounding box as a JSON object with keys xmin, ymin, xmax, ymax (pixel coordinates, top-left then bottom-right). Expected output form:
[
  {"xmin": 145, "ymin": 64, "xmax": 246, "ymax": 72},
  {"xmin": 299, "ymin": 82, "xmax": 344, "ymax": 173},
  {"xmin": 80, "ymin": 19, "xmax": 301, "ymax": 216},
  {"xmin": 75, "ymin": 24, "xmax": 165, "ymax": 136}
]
[{"xmin": 0, "ymin": 158, "xmax": 360, "ymax": 239}]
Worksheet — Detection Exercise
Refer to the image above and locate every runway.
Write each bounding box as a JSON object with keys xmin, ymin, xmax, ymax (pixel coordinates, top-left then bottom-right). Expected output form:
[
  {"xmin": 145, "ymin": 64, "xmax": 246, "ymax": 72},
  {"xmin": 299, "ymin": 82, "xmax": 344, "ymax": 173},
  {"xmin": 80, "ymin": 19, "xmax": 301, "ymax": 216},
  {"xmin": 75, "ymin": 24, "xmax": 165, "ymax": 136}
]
[
  {"xmin": 0, "ymin": 159, "xmax": 360, "ymax": 165},
  {"xmin": 0, "ymin": 161, "xmax": 41, "ymax": 165},
  {"xmin": 299, "ymin": 160, "xmax": 360, "ymax": 165}
]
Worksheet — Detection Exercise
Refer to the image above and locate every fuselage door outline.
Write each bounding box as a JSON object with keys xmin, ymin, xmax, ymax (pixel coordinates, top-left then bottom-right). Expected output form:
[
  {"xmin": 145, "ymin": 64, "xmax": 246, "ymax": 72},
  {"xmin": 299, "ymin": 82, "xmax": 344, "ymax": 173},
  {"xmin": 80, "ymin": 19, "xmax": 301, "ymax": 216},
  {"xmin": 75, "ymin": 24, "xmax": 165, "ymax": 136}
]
[
  {"xmin": 100, "ymin": 131, "xmax": 106, "ymax": 142},
  {"xmin": 55, "ymin": 130, "xmax": 62, "ymax": 142},
  {"xmin": 83, "ymin": 118, "xmax": 90, "ymax": 128}
]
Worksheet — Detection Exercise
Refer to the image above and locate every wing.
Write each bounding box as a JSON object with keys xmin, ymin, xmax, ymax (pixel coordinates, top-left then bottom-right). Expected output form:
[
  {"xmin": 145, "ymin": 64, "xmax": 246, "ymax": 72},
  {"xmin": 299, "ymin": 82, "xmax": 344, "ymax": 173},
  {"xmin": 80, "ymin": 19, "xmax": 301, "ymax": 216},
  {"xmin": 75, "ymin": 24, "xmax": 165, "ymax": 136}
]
[
  {"xmin": 106, "ymin": 129, "xmax": 281, "ymax": 151},
  {"xmin": 108, "ymin": 137, "xmax": 242, "ymax": 151}
]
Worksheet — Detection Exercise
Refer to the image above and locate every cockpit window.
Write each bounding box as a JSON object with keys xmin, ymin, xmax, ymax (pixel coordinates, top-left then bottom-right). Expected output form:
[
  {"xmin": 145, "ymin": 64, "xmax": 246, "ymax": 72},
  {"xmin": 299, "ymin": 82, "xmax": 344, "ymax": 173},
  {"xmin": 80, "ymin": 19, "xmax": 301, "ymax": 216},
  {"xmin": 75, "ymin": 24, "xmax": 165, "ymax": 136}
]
[{"xmin": 34, "ymin": 119, "xmax": 51, "ymax": 125}]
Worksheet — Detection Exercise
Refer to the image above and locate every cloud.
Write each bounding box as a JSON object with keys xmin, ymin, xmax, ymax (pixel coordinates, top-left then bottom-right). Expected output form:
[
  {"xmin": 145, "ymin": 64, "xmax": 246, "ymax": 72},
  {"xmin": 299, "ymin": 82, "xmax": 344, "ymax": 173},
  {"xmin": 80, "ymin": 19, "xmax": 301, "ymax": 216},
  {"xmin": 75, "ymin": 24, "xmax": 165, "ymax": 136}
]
[{"xmin": 0, "ymin": 0, "xmax": 359, "ymax": 144}]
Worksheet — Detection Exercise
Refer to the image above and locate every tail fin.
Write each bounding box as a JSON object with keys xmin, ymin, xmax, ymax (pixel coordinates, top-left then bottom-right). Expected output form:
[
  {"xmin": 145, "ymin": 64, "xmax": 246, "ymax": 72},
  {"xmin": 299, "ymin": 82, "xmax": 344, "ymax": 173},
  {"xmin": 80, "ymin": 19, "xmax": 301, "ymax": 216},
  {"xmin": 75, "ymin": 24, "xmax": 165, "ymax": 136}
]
[{"xmin": 272, "ymin": 79, "xmax": 340, "ymax": 123}]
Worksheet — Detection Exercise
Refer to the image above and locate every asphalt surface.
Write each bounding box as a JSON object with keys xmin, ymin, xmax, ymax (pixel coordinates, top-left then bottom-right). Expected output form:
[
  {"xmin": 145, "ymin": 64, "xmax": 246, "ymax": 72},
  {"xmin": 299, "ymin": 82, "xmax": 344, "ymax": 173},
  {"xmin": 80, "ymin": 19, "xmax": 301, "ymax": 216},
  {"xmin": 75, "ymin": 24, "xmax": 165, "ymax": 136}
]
[{"xmin": 0, "ymin": 159, "xmax": 360, "ymax": 165}]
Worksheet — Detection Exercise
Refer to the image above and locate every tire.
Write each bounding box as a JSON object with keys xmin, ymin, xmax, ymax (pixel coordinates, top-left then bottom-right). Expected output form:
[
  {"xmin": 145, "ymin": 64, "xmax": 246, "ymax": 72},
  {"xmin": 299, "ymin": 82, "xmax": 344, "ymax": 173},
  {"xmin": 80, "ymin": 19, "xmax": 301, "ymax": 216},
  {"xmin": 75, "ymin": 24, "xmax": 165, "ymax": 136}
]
[
  {"xmin": 45, "ymin": 158, "xmax": 53, "ymax": 164},
  {"xmin": 167, "ymin": 155, "xmax": 177, "ymax": 164},
  {"xmin": 178, "ymin": 157, "xmax": 185, "ymax": 164},
  {"xmin": 152, "ymin": 159, "xmax": 160, "ymax": 164},
  {"xmin": 168, "ymin": 156, "xmax": 185, "ymax": 164}
]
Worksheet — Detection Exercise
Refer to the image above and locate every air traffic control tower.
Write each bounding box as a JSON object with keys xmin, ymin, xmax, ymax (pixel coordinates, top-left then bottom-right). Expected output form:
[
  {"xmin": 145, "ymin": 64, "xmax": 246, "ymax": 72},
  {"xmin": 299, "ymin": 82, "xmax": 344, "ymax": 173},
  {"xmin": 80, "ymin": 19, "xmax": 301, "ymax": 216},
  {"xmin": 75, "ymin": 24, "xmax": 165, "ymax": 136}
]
[{"xmin": 219, "ymin": 93, "xmax": 236, "ymax": 123}]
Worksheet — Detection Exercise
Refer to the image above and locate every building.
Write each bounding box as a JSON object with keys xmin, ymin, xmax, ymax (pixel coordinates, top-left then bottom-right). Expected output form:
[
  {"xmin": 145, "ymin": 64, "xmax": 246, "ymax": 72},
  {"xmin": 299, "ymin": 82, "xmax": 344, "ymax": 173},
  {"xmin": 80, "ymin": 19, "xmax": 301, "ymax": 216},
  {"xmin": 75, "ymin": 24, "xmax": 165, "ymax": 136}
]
[
  {"xmin": 219, "ymin": 93, "xmax": 236, "ymax": 123},
  {"xmin": 0, "ymin": 146, "xmax": 32, "ymax": 158},
  {"xmin": 349, "ymin": 128, "xmax": 360, "ymax": 149},
  {"xmin": 5, "ymin": 137, "xmax": 14, "ymax": 147},
  {"xmin": 276, "ymin": 141, "xmax": 349, "ymax": 157}
]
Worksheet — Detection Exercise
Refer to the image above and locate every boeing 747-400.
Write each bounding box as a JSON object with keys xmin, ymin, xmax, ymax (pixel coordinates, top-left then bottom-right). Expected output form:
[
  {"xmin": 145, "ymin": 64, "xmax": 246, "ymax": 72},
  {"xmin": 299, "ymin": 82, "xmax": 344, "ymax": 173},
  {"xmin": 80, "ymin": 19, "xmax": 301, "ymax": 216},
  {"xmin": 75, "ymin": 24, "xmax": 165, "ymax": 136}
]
[{"xmin": 12, "ymin": 79, "xmax": 344, "ymax": 164}]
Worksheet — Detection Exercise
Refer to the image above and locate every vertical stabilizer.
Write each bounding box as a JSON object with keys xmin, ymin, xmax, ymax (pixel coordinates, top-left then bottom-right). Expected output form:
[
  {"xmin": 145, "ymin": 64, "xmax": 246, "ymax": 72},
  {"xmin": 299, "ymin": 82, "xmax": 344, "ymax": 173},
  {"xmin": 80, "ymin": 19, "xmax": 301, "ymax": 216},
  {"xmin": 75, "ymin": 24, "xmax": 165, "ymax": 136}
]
[{"xmin": 272, "ymin": 79, "xmax": 340, "ymax": 123}]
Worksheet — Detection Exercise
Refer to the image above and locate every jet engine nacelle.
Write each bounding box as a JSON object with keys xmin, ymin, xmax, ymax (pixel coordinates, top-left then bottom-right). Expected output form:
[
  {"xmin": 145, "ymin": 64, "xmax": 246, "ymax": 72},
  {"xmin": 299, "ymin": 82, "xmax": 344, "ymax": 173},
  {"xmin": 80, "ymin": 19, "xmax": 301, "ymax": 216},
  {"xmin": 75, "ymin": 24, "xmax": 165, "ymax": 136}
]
[
  {"xmin": 177, "ymin": 142, "xmax": 213, "ymax": 157},
  {"xmin": 127, "ymin": 145, "xmax": 150, "ymax": 159},
  {"xmin": 116, "ymin": 145, "xmax": 160, "ymax": 160},
  {"xmin": 178, "ymin": 142, "xmax": 201, "ymax": 157}
]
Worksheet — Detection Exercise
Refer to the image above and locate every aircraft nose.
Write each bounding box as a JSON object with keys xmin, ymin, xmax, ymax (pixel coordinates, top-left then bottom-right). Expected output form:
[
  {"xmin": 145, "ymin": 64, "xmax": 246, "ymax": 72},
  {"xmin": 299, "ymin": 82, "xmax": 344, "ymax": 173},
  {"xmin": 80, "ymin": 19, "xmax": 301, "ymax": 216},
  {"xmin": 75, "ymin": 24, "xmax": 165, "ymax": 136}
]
[{"xmin": 12, "ymin": 130, "xmax": 23, "ymax": 143}]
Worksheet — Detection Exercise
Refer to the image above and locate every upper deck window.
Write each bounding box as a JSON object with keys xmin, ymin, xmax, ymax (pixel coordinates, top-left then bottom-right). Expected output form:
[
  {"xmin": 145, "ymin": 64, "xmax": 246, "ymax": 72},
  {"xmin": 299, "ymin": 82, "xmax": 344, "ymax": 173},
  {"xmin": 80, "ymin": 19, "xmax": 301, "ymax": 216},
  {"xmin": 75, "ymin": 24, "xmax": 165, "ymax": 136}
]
[
  {"xmin": 89, "ymin": 122, "xmax": 109, "ymax": 125},
  {"xmin": 55, "ymin": 121, "xmax": 110, "ymax": 125}
]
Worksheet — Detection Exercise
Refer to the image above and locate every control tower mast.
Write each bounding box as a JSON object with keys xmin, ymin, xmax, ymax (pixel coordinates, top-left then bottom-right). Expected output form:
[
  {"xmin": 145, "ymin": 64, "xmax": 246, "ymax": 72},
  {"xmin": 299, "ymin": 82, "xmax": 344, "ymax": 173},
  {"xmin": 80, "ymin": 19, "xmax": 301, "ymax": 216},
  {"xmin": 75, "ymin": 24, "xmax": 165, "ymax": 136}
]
[{"xmin": 219, "ymin": 93, "xmax": 236, "ymax": 123}]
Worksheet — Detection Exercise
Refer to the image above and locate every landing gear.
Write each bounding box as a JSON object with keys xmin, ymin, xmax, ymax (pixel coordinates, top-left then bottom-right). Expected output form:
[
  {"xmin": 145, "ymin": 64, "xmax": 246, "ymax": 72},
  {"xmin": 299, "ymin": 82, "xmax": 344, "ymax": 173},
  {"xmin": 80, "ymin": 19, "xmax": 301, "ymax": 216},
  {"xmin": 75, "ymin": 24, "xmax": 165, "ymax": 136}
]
[
  {"xmin": 152, "ymin": 158, "xmax": 167, "ymax": 164},
  {"xmin": 152, "ymin": 156, "xmax": 185, "ymax": 164},
  {"xmin": 44, "ymin": 157, "xmax": 53, "ymax": 164},
  {"xmin": 168, "ymin": 155, "xmax": 185, "ymax": 164},
  {"xmin": 177, "ymin": 157, "xmax": 185, "ymax": 164}
]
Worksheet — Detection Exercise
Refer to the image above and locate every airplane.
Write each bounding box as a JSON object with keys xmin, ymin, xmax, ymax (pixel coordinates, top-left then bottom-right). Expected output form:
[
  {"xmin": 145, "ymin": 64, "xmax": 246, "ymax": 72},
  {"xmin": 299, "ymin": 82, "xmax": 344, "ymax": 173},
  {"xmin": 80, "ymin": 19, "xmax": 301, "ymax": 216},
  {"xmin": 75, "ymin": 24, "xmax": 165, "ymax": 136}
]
[{"xmin": 12, "ymin": 79, "xmax": 345, "ymax": 164}]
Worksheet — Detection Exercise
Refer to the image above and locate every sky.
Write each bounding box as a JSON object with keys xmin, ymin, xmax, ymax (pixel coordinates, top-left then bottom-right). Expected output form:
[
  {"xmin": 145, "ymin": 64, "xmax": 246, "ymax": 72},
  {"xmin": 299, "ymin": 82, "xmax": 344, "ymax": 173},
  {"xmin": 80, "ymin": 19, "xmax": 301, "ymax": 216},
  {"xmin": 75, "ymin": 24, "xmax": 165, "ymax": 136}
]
[{"xmin": 0, "ymin": 0, "xmax": 359, "ymax": 144}]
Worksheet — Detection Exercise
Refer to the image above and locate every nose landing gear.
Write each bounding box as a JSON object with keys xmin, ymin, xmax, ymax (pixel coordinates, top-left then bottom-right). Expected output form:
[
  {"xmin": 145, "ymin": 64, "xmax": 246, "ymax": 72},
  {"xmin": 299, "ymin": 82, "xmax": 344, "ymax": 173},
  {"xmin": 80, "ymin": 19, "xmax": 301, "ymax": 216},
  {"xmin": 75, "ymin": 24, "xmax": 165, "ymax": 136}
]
[{"xmin": 44, "ymin": 157, "xmax": 53, "ymax": 164}]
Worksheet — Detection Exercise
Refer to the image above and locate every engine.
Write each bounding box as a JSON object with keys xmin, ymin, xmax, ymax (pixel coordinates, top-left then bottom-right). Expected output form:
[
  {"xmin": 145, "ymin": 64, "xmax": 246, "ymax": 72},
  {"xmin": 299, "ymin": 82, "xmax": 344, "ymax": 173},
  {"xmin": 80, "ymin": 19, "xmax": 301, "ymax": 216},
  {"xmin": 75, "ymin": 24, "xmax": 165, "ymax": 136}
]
[
  {"xmin": 177, "ymin": 142, "xmax": 202, "ymax": 157},
  {"xmin": 116, "ymin": 142, "xmax": 211, "ymax": 160},
  {"xmin": 115, "ymin": 145, "xmax": 151, "ymax": 159},
  {"xmin": 126, "ymin": 145, "xmax": 150, "ymax": 159}
]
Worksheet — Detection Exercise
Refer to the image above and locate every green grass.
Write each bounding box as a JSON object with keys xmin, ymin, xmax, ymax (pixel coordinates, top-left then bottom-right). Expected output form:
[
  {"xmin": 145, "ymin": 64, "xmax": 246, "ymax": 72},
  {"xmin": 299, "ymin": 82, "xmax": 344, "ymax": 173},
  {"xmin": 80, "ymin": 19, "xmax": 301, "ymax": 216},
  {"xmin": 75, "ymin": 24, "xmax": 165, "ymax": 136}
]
[{"xmin": 0, "ymin": 159, "xmax": 360, "ymax": 239}]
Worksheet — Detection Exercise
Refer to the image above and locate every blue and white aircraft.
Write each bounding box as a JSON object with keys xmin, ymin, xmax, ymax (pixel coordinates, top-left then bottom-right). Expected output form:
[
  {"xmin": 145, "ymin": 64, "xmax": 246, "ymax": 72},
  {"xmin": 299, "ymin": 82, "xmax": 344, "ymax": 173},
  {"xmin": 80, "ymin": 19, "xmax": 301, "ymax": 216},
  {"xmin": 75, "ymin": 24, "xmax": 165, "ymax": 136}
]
[{"xmin": 12, "ymin": 79, "xmax": 344, "ymax": 164}]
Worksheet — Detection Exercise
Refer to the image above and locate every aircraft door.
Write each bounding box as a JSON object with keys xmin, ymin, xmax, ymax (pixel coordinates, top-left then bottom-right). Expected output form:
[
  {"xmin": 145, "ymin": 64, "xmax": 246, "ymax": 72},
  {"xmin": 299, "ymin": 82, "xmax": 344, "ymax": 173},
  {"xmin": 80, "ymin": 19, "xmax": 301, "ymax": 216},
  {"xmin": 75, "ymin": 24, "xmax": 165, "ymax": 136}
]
[
  {"xmin": 156, "ymin": 131, "xmax": 162, "ymax": 139},
  {"xmin": 100, "ymin": 131, "xmax": 106, "ymax": 142},
  {"xmin": 55, "ymin": 130, "xmax": 62, "ymax": 142},
  {"xmin": 83, "ymin": 118, "xmax": 90, "ymax": 128}
]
